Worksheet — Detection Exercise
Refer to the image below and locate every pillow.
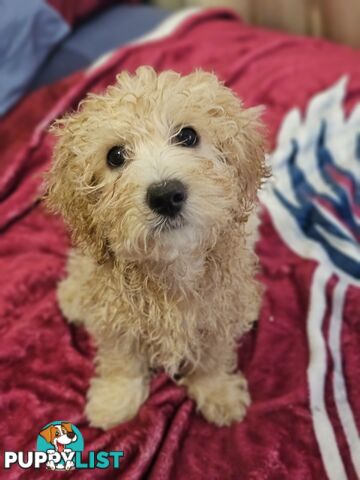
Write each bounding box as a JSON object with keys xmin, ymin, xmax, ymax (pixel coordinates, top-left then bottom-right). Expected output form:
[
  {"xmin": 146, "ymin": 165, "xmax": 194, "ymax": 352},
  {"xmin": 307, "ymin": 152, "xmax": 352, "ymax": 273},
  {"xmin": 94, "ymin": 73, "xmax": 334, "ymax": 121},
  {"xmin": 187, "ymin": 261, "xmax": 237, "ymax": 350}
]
[
  {"xmin": 0, "ymin": 0, "xmax": 136, "ymax": 116},
  {"xmin": 30, "ymin": 5, "xmax": 170, "ymax": 91},
  {"xmin": 47, "ymin": 0, "xmax": 138, "ymax": 26},
  {"xmin": 0, "ymin": 0, "xmax": 69, "ymax": 116}
]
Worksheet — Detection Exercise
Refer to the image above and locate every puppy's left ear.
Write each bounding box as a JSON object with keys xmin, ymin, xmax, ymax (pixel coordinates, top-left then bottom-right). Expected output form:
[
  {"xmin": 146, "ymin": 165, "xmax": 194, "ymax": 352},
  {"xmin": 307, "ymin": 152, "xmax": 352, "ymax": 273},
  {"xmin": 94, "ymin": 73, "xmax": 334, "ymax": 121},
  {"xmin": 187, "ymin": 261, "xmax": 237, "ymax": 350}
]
[
  {"xmin": 61, "ymin": 422, "xmax": 73, "ymax": 433},
  {"xmin": 215, "ymin": 88, "xmax": 270, "ymax": 219}
]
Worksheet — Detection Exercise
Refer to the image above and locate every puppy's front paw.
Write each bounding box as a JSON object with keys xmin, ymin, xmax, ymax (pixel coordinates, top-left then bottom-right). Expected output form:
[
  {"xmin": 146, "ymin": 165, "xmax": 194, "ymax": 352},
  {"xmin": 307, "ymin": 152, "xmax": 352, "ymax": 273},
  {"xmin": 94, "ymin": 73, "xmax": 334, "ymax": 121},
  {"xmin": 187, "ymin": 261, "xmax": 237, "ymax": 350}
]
[
  {"xmin": 184, "ymin": 372, "xmax": 250, "ymax": 427},
  {"xmin": 57, "ymin": 277, "xmax": 83, "ymax": 324},
  {"xmin": 85, "ymin": 375, "xmax": 149, "ymax": 430}
]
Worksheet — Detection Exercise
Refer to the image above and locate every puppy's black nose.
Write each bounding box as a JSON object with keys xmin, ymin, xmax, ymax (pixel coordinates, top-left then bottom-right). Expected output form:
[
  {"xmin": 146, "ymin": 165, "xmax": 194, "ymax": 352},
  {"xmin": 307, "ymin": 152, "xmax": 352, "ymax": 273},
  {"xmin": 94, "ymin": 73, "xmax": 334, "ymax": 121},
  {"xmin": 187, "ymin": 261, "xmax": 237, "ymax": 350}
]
[
  {"xmin": 147, "ymin": 180, "xmax": 187, "ymax": 217},
  {"xmin": 67, "ymin": 432, "xmax": 75, "ymax": 439}
]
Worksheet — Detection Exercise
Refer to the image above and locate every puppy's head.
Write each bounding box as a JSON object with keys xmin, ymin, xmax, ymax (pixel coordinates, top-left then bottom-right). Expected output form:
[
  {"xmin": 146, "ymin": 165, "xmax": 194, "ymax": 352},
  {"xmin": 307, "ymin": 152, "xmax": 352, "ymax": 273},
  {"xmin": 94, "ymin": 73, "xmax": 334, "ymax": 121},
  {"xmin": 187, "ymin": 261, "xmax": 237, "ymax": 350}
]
[
  {"xmin": 39, "ymin": 423, "xmax": 77, "ymax": 451},
  {"xmin": 45, "ymin": 67, "xmax": 268, "ymax": 263}
]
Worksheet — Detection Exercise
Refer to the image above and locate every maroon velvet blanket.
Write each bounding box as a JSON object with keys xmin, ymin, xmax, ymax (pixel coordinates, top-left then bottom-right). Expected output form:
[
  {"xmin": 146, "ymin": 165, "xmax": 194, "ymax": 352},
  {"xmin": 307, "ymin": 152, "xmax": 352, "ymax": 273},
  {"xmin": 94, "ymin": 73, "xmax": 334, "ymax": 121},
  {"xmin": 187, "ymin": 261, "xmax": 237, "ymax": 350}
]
[{"xmin": 1, "ymin": 9, "xmax": 360, "ymax": 480}]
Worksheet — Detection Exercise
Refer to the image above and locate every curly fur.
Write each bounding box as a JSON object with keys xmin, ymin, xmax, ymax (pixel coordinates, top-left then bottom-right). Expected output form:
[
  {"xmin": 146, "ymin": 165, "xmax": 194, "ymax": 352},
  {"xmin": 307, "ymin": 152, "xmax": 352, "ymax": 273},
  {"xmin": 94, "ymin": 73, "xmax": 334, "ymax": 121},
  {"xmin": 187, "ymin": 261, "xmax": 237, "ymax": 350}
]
[{"xmin": 45, "ymin": 66, "xmax": 269, "ymax": 429}]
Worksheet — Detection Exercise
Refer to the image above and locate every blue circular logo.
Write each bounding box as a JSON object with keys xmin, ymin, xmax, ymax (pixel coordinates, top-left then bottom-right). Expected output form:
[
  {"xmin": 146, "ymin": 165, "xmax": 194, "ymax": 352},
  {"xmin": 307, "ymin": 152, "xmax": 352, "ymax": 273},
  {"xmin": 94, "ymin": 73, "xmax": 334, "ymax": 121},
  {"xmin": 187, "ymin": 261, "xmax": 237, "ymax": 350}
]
[{"xmin": 37, "ymin": 421, "xmax": 84, "ymax": 471}]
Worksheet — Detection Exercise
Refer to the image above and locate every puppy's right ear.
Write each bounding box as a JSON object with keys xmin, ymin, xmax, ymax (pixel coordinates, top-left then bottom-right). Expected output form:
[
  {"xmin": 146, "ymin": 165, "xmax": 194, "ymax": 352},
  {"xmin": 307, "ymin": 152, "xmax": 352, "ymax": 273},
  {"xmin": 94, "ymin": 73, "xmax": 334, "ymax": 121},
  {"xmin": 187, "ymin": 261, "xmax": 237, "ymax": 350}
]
[
  {"xmin": 39, "ymin": 425, "xmax": 53, "ymax": 444},
  {"xmin": 44, "ymin": 112, "xmax": 110, "ymax": 264}
]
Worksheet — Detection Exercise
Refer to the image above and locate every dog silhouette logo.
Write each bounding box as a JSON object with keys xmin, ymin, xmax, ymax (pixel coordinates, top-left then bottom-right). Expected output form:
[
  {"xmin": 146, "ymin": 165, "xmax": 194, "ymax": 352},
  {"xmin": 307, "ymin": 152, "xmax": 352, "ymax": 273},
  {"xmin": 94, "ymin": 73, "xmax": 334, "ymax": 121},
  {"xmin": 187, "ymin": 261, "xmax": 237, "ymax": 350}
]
[
  {"xmin": 37, "ymin": 421, "xmax": 84, "ymax": 471},
  {"xmin": 4, "ymin": 420, "xmax": 123, "ymax": 471}
]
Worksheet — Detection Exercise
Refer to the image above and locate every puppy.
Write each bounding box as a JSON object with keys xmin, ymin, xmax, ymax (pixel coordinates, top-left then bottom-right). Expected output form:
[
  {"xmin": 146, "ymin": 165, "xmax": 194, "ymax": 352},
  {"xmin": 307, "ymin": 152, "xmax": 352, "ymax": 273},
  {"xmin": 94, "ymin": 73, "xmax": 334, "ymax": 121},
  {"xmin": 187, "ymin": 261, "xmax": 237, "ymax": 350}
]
[
  {"xmin": 39, "ymin": 423, "xmax": 77, "ymax": 470},
  {"xmin": 45, "ymin": 66, "xmax": 268, "ymax": 429}
]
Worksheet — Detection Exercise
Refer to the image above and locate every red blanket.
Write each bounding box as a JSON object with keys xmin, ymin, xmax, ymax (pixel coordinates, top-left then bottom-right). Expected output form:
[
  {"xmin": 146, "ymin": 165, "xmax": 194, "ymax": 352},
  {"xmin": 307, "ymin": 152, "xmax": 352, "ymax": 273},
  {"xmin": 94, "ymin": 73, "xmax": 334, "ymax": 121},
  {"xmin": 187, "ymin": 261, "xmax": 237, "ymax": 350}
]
[{"xmin": 1, "ymin": 9, "xmax": 359, "ymax": 480}]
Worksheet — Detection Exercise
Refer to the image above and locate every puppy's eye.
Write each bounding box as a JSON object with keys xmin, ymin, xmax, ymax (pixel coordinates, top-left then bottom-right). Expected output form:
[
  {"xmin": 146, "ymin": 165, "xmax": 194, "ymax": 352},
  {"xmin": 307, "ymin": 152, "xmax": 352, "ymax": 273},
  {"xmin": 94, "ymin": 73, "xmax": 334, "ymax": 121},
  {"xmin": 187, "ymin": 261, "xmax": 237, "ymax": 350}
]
[
  {"xmin": 107, "ymin": 146, "xmax": 126, "ymax": 168},
  {"xmin": 55, "ymin": 432, "xmax": 59, "ymax": 436},
  {"xmin": 174, "ymin": 127, "xmax": 199, "ymax": 147}
]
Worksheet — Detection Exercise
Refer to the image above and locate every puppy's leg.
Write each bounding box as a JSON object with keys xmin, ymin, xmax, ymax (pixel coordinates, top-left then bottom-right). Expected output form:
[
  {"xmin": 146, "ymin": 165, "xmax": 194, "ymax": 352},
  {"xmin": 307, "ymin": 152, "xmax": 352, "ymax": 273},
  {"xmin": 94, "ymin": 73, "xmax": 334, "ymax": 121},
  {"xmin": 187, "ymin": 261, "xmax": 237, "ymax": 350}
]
[
  {"xmin": 85, "ymin": 342, "xmax": 149, "ymax": 429},
  {"xmin": 57, "ymin": 250, "xmax": 94, "ymax": 324},
  {"xmin": 179, "ymin": 349, "xmax": 250, "ymax": 427}
]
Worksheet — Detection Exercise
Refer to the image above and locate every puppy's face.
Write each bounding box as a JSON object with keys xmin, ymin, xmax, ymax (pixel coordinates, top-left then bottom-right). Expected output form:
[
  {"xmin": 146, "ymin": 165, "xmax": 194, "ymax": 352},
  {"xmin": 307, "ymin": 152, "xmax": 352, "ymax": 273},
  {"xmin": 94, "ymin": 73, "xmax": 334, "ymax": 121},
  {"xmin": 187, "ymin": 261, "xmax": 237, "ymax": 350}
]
[
  {"xmin": 39, "ymin": 423, "xmax": 77, "ymax": 452},
  {"xmin": 46, "ymin": 67, "xmax": 267, "ymax": 263}
]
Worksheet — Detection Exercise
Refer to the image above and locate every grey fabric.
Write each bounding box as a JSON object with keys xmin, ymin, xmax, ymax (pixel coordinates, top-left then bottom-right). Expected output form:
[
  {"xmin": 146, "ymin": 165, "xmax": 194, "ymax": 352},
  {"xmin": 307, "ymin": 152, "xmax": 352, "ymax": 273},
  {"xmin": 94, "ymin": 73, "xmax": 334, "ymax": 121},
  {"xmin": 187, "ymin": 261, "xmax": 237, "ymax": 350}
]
[
  {"xmin": 0, "ymin": 0, "xmax": 69, "ymax": 116},
  {"xmin": 30, "ymin": 5, "xmax": 170, "ymax": 90}
]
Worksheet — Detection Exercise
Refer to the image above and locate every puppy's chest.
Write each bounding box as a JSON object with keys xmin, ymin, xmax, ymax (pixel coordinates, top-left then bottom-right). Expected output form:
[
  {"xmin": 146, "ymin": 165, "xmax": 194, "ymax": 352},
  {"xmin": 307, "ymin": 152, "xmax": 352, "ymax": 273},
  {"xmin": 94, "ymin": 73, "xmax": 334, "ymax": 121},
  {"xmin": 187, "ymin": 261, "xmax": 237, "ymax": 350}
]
[
  {"xmin": 109, "ymin": 260, "xmax": 226, "ymax": 372},
  {"xmin": 128, "ymin": 290, "xmax": 219, "ymax": 373}
]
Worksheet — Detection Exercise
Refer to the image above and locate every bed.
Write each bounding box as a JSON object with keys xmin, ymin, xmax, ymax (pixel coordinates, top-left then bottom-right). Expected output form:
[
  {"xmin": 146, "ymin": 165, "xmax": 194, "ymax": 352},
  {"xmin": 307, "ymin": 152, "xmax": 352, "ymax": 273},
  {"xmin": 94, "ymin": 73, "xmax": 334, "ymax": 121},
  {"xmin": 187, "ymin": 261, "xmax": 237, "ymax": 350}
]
[{"xmin": 1, "ymin": 3, "xmax": 359, "ymax": 479}]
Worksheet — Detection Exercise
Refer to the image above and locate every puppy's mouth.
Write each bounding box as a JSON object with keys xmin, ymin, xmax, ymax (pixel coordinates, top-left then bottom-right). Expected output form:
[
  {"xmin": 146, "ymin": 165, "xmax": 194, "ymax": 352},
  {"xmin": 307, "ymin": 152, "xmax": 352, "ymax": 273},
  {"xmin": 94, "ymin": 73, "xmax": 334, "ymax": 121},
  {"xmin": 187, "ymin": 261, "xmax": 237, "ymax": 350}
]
[
  {"xmin": 56, "ymin": 441, "xmax": 65, "ymax": 453},
  {"xmin": 152, "ymin": 215, "xmax": 186, "ymax": 233}
]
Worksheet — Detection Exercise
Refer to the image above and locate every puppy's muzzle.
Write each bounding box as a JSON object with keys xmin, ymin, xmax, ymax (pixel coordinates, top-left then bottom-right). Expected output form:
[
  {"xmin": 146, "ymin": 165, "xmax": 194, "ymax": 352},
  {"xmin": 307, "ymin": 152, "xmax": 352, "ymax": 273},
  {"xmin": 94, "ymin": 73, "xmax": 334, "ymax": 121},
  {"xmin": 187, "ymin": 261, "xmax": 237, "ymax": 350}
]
[{"xmin": 146, "ymin": 179, "xmax": 187, "ymax": 218}]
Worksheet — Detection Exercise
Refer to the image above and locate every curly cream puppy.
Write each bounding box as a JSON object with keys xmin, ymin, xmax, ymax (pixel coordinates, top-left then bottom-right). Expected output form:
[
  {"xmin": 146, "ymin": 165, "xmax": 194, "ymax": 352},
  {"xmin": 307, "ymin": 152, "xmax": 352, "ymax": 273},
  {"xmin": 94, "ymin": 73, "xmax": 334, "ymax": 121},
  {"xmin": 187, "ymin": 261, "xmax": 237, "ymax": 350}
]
[{"xmin": 45, "ymin": 66, "xmax": 268, "ymax": 429}]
